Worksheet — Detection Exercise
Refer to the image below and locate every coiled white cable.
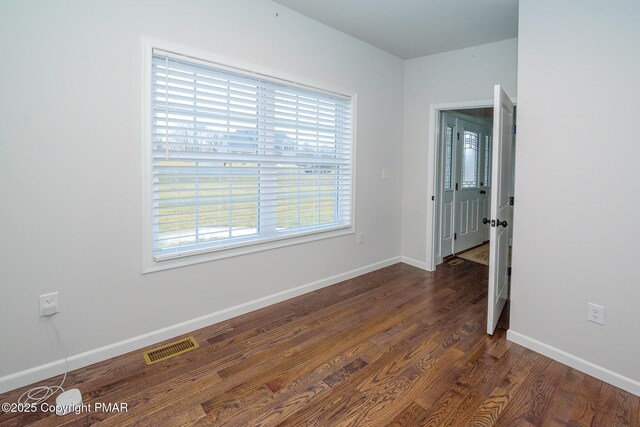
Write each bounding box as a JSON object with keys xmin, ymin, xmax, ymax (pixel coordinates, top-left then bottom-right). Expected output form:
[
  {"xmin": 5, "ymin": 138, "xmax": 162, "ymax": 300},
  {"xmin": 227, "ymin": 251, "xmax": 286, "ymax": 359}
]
[{"xmin": 17, "ymin": 315, "xmax": 68, "ymax": 405}]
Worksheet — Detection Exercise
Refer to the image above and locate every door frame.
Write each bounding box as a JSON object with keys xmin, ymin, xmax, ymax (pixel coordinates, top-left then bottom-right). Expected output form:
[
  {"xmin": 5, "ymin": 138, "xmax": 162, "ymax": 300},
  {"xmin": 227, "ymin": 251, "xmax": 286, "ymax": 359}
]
[{"xmin": 427, "ymin": 99, "xmax": 516, "ymax": 271}]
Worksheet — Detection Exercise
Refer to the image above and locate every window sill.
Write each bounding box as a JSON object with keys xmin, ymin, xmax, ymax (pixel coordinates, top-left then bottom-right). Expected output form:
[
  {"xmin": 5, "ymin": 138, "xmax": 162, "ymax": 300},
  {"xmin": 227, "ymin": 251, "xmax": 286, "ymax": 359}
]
[{"xmin": 143, "ymin": 226, "xmax": 354, "ymax": 273}]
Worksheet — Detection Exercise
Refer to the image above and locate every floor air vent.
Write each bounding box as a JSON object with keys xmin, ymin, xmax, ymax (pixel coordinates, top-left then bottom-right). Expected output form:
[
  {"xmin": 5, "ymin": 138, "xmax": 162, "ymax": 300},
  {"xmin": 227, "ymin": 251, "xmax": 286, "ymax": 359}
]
[{"xmin": 143, "ymin": 336, "xmax": 199, "ymax": 365}]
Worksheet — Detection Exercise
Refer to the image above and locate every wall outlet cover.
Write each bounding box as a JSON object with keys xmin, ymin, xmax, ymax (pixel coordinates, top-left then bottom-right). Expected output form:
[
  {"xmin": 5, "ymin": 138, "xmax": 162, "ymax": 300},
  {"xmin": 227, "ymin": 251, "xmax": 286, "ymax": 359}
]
[
  {"xmin": 39, "ymin": 292, "xmax": 59, "ymax": 316},
  {"xmin": 587, "ymin": 302, "xmax": 605, "ymax": 325}
]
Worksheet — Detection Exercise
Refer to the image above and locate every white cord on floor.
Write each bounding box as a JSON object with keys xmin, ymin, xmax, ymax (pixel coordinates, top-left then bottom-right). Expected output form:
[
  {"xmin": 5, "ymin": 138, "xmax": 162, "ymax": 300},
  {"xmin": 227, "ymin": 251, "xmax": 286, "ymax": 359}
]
[{"xmin": 17, "ymin": 315, "xmax": 68, "ymax": 406}]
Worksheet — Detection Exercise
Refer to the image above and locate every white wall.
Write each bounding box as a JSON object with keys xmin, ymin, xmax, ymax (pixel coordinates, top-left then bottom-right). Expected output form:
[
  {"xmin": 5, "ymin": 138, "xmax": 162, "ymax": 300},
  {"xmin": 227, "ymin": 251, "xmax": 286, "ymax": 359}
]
[
  {"xmin": 509, "ymin": 0, "xmax": 640, "ymax": 394},
  {"xmin": 0, "ymin": 0, "xmax": 404, "ymax": 390},
  {"xmin": 401, "ymin": 39, "xmax": 518, "ymax": 266}
]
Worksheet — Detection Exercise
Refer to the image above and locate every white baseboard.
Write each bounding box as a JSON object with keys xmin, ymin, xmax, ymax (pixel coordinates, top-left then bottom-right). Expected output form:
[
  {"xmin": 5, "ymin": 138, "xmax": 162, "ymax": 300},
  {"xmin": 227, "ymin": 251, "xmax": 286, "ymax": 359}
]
[
  {"xmin": 400, "ymin": 256, "xmax": 430, "ymax": 271},
  {"xmin": 0, "ymin": 256, "xmax": 402, "ymax": 394},
  {"xmin": 507, "ymin": 329, "xmax": 640, "ymax": 397}
]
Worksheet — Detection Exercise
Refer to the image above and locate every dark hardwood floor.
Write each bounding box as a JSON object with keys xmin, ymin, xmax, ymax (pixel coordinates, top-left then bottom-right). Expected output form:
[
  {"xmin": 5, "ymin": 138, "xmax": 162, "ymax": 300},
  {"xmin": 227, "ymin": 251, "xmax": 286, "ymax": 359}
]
[{"xmin": 1, "ymin": 261, "xmax": 637, "ymax": 426}]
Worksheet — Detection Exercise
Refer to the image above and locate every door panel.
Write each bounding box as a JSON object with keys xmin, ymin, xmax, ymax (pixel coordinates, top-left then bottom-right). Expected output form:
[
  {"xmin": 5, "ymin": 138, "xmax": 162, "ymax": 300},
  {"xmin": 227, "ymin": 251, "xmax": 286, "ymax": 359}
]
[
  {"xmin": 487, "ymin": 85, "xmax": 514, "ymax": 335},
  {"xmin": 443, "ymin": 202, "xmax": 453, "ymax": 239},
  {"xmin": 471, "ymin": 199, "xmax": 479, "ymax": 232},
  {"xmin": 460, "ymin": 200, "xmax": 469, "ymax": 235}
]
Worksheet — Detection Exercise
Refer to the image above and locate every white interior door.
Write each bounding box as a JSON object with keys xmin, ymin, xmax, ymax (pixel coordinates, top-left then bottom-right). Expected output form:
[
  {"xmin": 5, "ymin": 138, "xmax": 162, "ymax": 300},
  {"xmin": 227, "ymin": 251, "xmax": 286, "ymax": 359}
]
[
  {"xmin": 487, "ymin": 85, "xmax": 514, "ymax": 335},
  {"xmin": 454, "ymin": 120, "xmax": 484, "ymax": 252}
]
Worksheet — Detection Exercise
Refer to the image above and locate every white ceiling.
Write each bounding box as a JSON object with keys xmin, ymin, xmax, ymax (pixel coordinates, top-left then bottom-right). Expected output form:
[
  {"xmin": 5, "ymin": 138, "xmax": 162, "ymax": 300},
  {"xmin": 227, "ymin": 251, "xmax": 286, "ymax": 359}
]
[{"xmin": 272, "ymin": 0, "xmax": 519, "ymax": 59}]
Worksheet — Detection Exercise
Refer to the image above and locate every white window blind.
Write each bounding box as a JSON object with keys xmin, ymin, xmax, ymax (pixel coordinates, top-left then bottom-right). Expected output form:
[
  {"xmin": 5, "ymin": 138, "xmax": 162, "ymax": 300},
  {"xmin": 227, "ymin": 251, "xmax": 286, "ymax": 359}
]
[{"xmin": 150, "ymin": 49, "xmax": 353, "ymax": 261}]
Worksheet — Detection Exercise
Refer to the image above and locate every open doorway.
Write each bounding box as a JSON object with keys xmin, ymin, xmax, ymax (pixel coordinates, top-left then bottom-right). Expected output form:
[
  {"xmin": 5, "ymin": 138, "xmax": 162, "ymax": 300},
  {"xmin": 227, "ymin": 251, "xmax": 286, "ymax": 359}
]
[
  {"xmin": 435, "ymin": 106, "xmax": 516, "ymax": 264},
  {"xmin": 432, "ymin": 95, "xmax": 517, "ymax": 334},
  {"xmin": 439, "ymin": 109, "xmax": 494, "ymax": 259}
]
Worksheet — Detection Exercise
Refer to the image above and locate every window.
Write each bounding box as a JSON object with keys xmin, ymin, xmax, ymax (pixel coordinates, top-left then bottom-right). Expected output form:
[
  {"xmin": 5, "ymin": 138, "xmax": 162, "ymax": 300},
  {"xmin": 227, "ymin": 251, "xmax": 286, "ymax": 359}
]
[
  {"xmin": 483, "ymin": 135, "xmax": 491, "ymax": 186},
  {"xmin": 147, "ymin": 48, "xmax": 353, "ymax": 263},
  {"xmin": 444, "ymin": 126, "xmax": 453, "ymax": 190},
  {"xmin": 462, "ymin": 130, "xmax": 479, "ymax": 188}
]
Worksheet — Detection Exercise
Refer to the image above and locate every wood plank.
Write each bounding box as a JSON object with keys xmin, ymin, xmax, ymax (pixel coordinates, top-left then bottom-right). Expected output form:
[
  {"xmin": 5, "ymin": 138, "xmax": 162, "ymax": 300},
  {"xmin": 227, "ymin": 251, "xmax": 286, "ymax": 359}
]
[
  {"xmin": 200, "ymin": 384, "xmax": 273, "ymax": 424},
  {"xmin": 493, "ymin": 354, "xmax": 567, "ymax": 425},
  {"xmin": 540, "ymin": 366, "xmax": 585, "ymax": 426},
  {"xmin": 385, "ymin": 401, "xmax": 430, "ymax": 426},
  {"xmin": 567, "ymin": 374, "xmax": 604, "ymax": 426},
  {"xmin": 439, "ymin": 390, "xmax": 485, "ymax": 427},
  {"xmin": 466, "ymin": 351, "xmax": 552, "ymax": 426}
]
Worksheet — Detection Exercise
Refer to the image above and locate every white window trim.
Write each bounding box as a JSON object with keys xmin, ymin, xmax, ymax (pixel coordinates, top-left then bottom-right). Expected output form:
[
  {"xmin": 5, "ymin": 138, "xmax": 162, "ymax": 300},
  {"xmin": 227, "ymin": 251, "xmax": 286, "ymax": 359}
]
[{"xmin": 141, "ymin": 38, "xmax": 357, "ymax": 273}]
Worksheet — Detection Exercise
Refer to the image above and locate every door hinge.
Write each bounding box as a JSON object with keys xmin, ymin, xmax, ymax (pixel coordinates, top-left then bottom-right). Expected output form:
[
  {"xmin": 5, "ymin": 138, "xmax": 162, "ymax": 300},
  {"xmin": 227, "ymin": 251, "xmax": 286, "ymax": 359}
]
[
  {"xmin": 509, "ymin": 196, "xmax": 514, "ymax": 206},
  {"xmin": 508, "ymin": 267, "xmax": 512, "ymax": 276},
  {"xmin": 454, "ymin": 233, "xmax": 457, "ymax": 240},
  {"xmin": 457, "ymin": 132, "xmax": 460, "ymax": 141},
  {"xmin": 455, "ymin": 183, "xmax": 459, "ymax": 191},
  {"xmin": 512, "ymin": 124, "xmax": 517, "ymax": 135},
  {"xmin": 431, "ymin": 195, "xmax": 435, "ymax": 201}
]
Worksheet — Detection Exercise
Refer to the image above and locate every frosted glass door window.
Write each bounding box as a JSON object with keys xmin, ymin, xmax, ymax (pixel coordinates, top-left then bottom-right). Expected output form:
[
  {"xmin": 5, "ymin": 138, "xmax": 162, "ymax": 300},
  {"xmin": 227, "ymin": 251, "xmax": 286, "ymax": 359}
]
[
  {"xmin": 462, "ymin": 130, "xmax": 479, "ymax": 188},
  {"xmin": 483, "ymin": 135, "xmax": 491, "ymax": 186},
  {"xmin": 444, "ymin": 126, "xmax": 454, "ymax": 190}
]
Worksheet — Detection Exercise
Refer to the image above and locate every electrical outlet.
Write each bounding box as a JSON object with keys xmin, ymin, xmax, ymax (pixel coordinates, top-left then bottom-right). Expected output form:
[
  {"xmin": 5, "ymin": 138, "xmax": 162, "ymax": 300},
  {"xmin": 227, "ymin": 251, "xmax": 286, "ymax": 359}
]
[
  {"xmin": 357, "ymin": 232, "xmax": 364, "ymax": 245},
  {"xmin": 587, "ymin": 302, "xmax": 604, "ymax": 325},
  {"xmin": 39, "ymin": 292, "xmax": 59, "ymax": 316}
]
